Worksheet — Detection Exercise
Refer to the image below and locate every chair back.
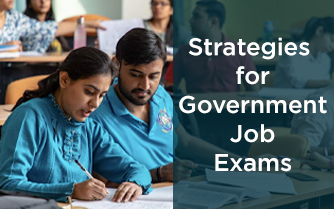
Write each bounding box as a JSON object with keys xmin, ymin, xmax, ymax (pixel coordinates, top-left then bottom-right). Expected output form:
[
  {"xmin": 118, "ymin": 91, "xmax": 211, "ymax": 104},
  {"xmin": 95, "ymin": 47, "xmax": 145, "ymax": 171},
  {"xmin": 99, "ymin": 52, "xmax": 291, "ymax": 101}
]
[
  {"xmin": 5, "ymin": 75, "xmax": 48, "ymax": 104},
  {"xmin": 248, "ymin": 127, "xmax": 309, "ymax": 159}
]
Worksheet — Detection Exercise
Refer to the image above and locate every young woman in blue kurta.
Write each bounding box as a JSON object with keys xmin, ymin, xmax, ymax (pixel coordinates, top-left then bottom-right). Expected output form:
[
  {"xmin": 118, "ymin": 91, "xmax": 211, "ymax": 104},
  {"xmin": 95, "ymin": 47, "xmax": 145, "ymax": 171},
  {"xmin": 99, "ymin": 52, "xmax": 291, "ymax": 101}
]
[
  {"xmin": 0, "ymin": 0, "xmax": 104, "ymax": 52},
  {"xmin": 0, "ymin": 47, "xmax": 152, "ymax": 202}
]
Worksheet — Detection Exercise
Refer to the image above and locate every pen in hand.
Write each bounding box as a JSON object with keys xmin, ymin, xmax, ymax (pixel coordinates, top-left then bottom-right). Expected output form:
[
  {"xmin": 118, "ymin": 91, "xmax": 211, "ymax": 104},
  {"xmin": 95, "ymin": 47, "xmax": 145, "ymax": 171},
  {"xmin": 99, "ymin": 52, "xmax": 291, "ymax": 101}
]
[
  {"xmin": 75, "ymin": 159, "xmax": 94, "ymax": 179},
  {"xmin": 74, "ymin": 159, "xmax": 109, "ymax": 195}
]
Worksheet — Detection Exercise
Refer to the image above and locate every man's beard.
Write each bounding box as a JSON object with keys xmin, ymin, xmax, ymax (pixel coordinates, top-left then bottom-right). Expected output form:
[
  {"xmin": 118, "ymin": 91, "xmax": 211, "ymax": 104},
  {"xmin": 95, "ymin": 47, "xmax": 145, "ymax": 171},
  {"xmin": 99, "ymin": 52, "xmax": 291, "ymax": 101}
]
[{"xmin": 118, "ymin": 76, "xmax": 152, "ymax": 106}]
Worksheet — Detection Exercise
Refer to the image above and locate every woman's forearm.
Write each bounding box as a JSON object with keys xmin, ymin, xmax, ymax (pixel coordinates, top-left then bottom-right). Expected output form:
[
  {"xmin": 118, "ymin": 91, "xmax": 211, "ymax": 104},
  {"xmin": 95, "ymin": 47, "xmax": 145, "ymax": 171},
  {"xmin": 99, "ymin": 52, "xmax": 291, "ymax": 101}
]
[{"xmin": 55, "ymin": 20, "xmax": 106, "ymax": 37}]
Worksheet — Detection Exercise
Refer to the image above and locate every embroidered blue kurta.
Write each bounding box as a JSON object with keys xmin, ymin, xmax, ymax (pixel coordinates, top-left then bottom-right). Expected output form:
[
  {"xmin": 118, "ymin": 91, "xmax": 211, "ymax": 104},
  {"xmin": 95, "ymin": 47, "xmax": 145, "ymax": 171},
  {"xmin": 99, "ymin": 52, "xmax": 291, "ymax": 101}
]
[{"xmin": 0, "ymin": 95, "xmax": 152, "ymax": 202}]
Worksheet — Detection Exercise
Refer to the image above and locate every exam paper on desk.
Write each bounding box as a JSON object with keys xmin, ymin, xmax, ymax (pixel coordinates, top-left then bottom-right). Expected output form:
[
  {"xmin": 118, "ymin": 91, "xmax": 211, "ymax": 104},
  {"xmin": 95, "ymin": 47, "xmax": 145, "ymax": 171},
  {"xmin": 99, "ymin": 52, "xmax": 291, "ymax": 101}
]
[
  {"xmin": 72, "ymin": 186, "xmax": 173, "ymax": 209},
  {"xmin": 98, "ymin": 19, "xmax": 145, "ymax": 55}
]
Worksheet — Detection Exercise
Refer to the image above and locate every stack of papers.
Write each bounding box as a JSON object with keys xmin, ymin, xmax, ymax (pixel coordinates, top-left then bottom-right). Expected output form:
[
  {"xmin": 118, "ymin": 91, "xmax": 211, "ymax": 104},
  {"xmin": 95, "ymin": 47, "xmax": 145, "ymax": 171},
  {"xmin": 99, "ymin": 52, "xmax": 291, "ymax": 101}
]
[
  {"xmin": 0, "ymin": 45, "xmax": 19, "ymax": 59},
  {"xmin": 98, "ymin": 19, "xmax": 145, "ymax": 55},
  {"xmin": 72, "ymin": 186, "xmax": 173, "ymax": 209},
  {"xmin": 206, "ymin": 169, "xmax": 297, "ymax": 195},
  {"xmin": 19, "ymin": 51, "xmax": 42, "ymax": 57},
  {"xmin": 175, "ymin": 181, "xmax": 271, "ymax": 209}
]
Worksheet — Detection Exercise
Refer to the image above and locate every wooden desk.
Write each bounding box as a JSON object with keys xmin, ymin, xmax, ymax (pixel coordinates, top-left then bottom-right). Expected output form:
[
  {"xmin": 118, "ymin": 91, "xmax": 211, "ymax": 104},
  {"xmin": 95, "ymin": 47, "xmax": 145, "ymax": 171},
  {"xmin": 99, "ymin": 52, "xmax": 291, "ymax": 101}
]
[
  {"xmin": 183, "ymin": 163, "xmax": 334, "ymax": 209},
  {"xmin": 57, "ymin": 182, "xmax": 173, "ymax": 208},
  {"xmin": 0, "ymin": 52, "xmax": 68, "ymax": 63},
  {"xmin": 0, "ymin": 53, "xmax": 165, "ymax": 63},
  {"xmin": 0, "ymin": 104, "xmax": 13, "ymax": 126}
]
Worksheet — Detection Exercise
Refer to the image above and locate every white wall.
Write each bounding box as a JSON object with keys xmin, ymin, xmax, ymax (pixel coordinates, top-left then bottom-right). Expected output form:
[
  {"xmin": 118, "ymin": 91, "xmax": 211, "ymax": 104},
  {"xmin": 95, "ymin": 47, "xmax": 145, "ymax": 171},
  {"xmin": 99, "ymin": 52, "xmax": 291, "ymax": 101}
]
[
  {"xmin": 53, "ymin": 0, "xmax": 123, "ymax": 21},
  {"xmin": 122, "ymin": 0, "xmax": 151, "ymax": 19},
  {"xmin": 14, "ymin": 0, "xmax": 26, "ymax": 12},
  {"xmin": 14, "ymin": 0, "xmax": 151, "ymax": 21}
]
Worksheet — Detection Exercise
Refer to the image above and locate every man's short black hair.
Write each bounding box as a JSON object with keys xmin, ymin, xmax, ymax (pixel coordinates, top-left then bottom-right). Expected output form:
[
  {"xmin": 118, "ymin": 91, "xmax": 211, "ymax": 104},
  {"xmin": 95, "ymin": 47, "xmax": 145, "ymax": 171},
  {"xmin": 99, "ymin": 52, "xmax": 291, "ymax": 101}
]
[
  {"xmin": 116, "ymin": 28, "xmax": 167, "ymax": 66},
  {"xmin": 196, "ymin": 0, "xmax": 226, "ymax": 29}
]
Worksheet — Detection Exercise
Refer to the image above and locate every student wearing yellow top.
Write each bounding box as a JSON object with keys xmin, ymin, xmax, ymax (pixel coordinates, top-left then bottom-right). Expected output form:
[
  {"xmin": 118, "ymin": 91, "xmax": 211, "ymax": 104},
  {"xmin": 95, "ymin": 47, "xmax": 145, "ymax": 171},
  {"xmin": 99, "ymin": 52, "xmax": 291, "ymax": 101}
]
[{"xmin": 23, "ymin": 0, "xmax": 71, "ymax": 52}]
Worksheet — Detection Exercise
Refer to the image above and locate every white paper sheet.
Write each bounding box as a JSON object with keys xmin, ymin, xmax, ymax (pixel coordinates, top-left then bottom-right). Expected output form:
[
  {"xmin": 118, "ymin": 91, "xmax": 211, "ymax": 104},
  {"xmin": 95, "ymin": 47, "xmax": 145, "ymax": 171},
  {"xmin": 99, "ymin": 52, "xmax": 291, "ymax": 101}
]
[
  {"xmin": 98, "ymin": 19, "xmax": 145, "ymax": 55},
  {"xmin": 72, "ymin": 186, "xmax": 173, "ymax": 209},
  {"xmin": 19, "ymin": 51, "xmax": 43, "ymax": 57}
]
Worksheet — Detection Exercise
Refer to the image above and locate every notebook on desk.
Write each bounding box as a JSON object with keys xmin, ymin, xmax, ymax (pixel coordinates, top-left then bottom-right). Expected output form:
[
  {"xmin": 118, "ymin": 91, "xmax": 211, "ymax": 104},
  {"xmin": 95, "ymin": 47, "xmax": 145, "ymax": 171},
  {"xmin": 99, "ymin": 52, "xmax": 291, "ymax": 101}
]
[
  {"xmin": 0, "ymin": 45, "xmax": 19, "ymax": 59},
  {"xmin": 72, "ymin": 186, "xmax": 173, "ymax": 209},
  {"xmin": 175, "ymin": 181, "xmax": 270, "ymax": 209}
]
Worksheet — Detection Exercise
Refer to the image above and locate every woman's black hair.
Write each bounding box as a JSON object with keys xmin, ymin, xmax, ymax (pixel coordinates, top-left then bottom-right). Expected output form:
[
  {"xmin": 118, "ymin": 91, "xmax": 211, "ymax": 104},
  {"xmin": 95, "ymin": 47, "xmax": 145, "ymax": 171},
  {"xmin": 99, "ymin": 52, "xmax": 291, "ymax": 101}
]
[
  {"xmin": 13, "ymin": 47, "xmax": 117, "ymax": 111},
  {"xmin": 24, "ymin": 0, "xmax": 55, "ymax": 21},
  {"xmin": 302, "ymin": 17, "xmax": 334, "ymax": 42},
  {"xmin": 23, "ymin": 0, "xmax": 71, "ymax": 51},
  {"xmin": 149, "ymin": 0, "xmax": 173, "ymax": 47},
  {"xmin": 116, "ymin": 28, "xmax": 167, "ymax": 66},
  {"xmin": 196, "ymin": 0, "xmax": 226, "ymax": 29}
]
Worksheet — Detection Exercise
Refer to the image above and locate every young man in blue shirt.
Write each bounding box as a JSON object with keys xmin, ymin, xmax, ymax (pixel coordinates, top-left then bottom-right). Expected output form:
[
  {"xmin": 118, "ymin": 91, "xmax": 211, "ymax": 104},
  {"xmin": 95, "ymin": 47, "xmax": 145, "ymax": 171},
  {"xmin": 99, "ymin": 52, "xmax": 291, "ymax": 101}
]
[{"xmin": 91, "ymin": 28, "xmax": 243, "ymax": 183}]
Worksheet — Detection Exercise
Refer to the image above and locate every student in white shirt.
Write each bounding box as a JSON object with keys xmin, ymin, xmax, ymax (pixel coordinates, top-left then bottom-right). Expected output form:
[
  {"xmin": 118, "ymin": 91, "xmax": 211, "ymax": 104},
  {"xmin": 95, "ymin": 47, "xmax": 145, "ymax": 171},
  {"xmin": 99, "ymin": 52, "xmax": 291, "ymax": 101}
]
[
  {"xmin": 291, "ymin": 84, "xmax": 334, "ymax": 156},
  {"xmin": 274, "ymin": 17, "xmax": 334, "ymax": 89}
]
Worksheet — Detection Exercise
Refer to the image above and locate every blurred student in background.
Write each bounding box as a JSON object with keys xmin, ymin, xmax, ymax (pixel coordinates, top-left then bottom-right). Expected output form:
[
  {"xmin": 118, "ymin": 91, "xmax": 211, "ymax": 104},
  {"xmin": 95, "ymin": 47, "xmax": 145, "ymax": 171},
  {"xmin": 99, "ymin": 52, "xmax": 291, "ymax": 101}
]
[
  {"xmin": 0, "ymin": 0, "xmax": 104, "ymax": 52},
  {"xmin": 173, "ymin": 0, "xmax": 258, "ymax": 93},
  {"xmin": 291, "ymin": 83, "xmax": 334, "ymax": 156},
  {"xmin": 275, "ymin": 17, "xmax": 334, "ymax": 88},
  {"xmin": 23, "ymin": 0, "xmax": 70, "ymax": 52},
  {"xmin": 144, "ymin": 0, "xmax": 173, "ymax": 48},
  {"xmin": 164, "ymin": 61, "xmax": 173, "ymax": 86}
]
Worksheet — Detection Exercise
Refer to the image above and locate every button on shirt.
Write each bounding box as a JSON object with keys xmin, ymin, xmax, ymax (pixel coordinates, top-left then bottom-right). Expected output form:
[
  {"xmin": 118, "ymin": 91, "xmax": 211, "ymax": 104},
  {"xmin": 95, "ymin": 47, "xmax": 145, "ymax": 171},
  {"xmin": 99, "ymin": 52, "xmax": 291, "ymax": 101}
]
[
  {"xmin": 0, "ymin": 95, "xmax": 152, "ymax": 202},
  {"xmin": 0, "ymin": 10, "xmax": 58, "ymax": 52},
  {"xmin": 90, "ymin": 81, "xmax": 178, "ymax": 171},
  {"xmin": 291, "ymin": 84, "xmax": 334, "ymax": 147},
  {"xmin": 274, "ymin": 43, "xmax": 331, "ymax": 88}
]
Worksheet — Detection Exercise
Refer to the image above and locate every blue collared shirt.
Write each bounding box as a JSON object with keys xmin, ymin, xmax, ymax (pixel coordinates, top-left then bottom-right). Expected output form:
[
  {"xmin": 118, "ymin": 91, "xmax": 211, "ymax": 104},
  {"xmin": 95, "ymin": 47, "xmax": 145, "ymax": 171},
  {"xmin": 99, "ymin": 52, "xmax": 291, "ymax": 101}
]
[
  {"xmin": 91, "ymin": 81, "xmax": 178, "ymax": 171},
  {"xmin": 0, "ymin": 95, "xmax": 152, "ymax": 202}
]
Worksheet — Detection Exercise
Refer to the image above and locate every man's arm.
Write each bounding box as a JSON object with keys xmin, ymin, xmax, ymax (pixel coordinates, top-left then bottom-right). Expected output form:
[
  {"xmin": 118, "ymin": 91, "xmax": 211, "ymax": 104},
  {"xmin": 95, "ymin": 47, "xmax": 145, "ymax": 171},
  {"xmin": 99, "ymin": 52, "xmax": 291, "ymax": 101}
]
[{"xmin": 310, "ymin": 146, "xmax": 334, "ymax": 156}]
